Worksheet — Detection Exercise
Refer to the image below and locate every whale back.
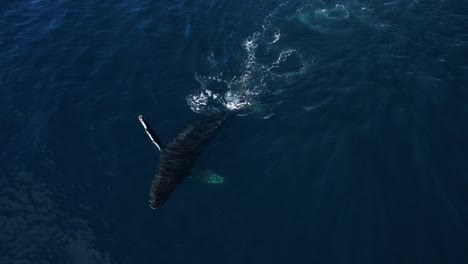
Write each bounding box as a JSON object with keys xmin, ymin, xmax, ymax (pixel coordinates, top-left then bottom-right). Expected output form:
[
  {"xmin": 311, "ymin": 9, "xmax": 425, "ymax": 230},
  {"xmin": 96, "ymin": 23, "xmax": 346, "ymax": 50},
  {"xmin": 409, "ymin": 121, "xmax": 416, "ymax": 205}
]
[{"xmin": 149, "ymin": 112, "xmax": 231, "ymax": 208}]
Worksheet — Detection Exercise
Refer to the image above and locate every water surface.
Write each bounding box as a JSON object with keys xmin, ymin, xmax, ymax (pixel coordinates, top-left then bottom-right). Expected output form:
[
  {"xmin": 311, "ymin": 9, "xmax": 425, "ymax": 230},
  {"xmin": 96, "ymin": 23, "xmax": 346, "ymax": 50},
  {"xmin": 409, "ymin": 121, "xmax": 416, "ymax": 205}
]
[{"xmin": 1, "ymin": 0, "xmax": 468, "ymax": 263}]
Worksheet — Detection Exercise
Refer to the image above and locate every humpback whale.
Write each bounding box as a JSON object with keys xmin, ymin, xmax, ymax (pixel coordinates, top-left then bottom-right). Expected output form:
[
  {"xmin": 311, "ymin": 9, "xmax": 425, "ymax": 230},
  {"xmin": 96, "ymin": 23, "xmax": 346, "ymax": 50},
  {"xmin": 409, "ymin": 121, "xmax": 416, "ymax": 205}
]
[{"xmin": 138, "ymin": 112, "xmax": 231, "ymax": 209}]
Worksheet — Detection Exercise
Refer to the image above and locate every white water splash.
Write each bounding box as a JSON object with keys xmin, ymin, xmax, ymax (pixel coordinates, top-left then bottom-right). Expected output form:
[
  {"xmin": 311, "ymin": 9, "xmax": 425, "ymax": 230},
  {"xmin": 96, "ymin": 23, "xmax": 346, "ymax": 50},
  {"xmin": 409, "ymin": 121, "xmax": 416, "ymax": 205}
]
[
  {"xmin": 187, "ymin": 1, "xmax": 389, "ymax": 114},
  {"xmin": 187, "ymin": 3, "xmax": 307, "ymax": 114}
]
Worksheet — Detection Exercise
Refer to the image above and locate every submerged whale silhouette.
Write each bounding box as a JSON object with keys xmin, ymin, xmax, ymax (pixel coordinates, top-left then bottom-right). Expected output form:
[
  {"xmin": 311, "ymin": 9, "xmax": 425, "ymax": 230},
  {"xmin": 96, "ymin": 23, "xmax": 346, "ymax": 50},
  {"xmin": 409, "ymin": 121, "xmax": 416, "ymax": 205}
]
[{"xmin": 138, "ymin": 112, "xmax": 231, "ymax": 209}]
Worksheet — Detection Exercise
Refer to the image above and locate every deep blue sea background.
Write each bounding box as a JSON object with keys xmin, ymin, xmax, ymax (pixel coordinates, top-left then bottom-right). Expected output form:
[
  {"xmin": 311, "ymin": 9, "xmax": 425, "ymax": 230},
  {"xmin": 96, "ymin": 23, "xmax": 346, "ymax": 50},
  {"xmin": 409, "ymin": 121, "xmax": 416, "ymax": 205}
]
[{"xmin": 1, "ymin": 0, "xmax": 468, "ymax": 263}]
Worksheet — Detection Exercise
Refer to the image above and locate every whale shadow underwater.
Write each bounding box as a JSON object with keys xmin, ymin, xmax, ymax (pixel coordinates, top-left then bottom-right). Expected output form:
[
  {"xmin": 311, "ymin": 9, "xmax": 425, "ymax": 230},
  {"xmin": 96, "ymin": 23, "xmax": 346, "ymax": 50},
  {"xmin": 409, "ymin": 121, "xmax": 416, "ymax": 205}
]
[{"xmin": 138, "ymin": 112, "xmax": 232, "ymax": 209}]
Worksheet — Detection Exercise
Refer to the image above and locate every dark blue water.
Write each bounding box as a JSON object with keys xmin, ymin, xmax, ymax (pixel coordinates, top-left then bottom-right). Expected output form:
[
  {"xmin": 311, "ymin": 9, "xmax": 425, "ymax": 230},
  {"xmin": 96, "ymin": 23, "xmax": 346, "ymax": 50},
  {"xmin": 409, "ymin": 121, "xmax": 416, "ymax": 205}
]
[{"xmin": 2, "ymin": 0, "xmax": 468, "ymax": 263}]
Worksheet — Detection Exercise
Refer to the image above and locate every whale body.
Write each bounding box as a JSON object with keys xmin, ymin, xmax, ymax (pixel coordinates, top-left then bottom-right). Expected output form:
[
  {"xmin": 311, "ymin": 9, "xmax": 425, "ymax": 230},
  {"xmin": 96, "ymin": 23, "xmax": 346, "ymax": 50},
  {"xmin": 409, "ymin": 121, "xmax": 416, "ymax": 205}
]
[{"xmin": 139, "ymin": 112, "xmax": 231, "ymax": 209}]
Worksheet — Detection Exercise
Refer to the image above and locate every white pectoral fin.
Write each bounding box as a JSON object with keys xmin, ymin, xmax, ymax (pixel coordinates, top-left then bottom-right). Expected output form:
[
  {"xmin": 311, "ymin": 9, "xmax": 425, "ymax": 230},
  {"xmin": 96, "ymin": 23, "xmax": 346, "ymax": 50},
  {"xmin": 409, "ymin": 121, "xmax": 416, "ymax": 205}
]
[{"xmin": 138, "ymin": 115, "xmax": 163, "ymax": 151}]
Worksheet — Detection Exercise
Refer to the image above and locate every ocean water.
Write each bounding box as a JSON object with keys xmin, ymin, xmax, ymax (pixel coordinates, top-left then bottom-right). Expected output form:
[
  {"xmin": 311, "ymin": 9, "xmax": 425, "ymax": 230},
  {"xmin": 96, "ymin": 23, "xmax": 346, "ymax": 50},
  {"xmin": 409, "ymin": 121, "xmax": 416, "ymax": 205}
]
[{"xmin": 1, "ymin": 0, "xmax": 468, "ymax": 263}]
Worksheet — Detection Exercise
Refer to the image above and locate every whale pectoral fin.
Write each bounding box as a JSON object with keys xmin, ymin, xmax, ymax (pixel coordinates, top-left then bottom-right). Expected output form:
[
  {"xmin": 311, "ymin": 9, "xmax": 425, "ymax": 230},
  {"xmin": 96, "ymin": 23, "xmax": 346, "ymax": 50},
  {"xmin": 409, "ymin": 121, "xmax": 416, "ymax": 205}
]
[
  {"xmin": 138, "ymin": 115, "xmax": 164, "ymax": 152},
  {"xmin": 191, "ymin": 168, "xmax": 225, "ymax": 184}
]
